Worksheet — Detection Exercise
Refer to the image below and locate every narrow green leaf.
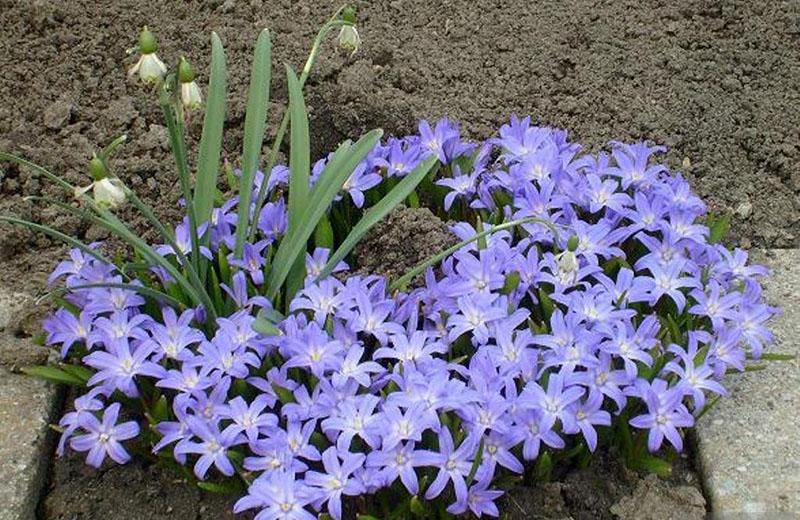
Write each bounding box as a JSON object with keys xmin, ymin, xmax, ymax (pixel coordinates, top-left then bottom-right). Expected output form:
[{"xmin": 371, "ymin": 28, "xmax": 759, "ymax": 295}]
[
  {"xmin": 151, "ymin": 394, "xmax": 170, "ymax": 423},
  {"xmin": 757, "ymin": 352, "xmax": 796, "ymax": 361},
  {"xmin": 234, "ymin": 29, "xmax": 272, "ymax": 256},
  {"xmin": 0, "ymin": 152, "xmax": 73, "ymax": 192},
  {"xmin": 636, "ymin": 454, "xmax": 673, "ymax": 478},
  {"xmin": 40, "ymin": 283, "xmax": 186, "ymax": 310},
  {"xmin": 268, "ymin": 130, "xmax": 382, "ymax": 300},
  {"xmin": 197, "ymin": 480, "xmax": 242, "ymax": 494},
  {"xmin": 252, "ymin": 316, "xmax": 281, "ymax": 336},
  {"xmin": 466, "ymin": 436, "xmax": 485, "ymax": 486},
  {"xmin": 314, "ymin": 214, "xmax": 334, "ymax": 249},
  {"xmin": 388, "ymin": 214, "xmax": 560, "ymax": 292},
  {"xmin": 319, "ymin": 154, "xmax": 437, "ymax": 282},
  {"xmin": 708, "ymin": 212, "xmax": 731, "ymax": 244},
  {"xmin": 58, "ymin": 364, "xmax": 93, "ymax": 384},
  {"xmin": 23, "ymin": 365, "xmax": 85, "ymax": 386},
  {"xmin": 283, "ymin": 65, "xmax": 311, "ymax": 247},
  {"xmin": 273, "ymin": 383, "xmax": 296, "ymax": 404},
  {"xmin": 0, "ymin": 216, "xmax": 121, "ymax": 275},
  {"xmin": 161, "ymin": 98, "xmax": 202, "ymax": 277},
  {"xmin": 195, "ymin": 32, "xmax": 228, "ymax": 230},
  {"xmin": 538, "ymin": 288, "xmax": 555, "ymax": 320}
]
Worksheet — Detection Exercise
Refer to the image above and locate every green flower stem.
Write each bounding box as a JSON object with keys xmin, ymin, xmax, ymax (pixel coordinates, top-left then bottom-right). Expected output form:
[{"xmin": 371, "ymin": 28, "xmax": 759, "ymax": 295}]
[
  {"xmin": 161, "ymin": 100, "xmax": 202, "ymax": 278},
  {"xmin": 125, "ymin": 189, "xmax": 218, "ymax": 317}
]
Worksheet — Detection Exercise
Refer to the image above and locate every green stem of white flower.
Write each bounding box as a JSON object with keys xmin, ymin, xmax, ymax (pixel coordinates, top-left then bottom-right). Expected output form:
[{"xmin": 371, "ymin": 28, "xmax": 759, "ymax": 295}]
[{"xmin": 248, "ymin": 13, "xmax": 352, "ymax": 243}]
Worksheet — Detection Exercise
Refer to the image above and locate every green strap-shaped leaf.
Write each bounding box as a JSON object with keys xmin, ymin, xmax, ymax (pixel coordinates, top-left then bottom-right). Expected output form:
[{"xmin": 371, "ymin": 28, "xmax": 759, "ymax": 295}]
[
  {"xmin": 0, "ymin": 216, "xmax": 122, "ymax": 275},
  {"xmin": 23, "ymin": 365, "xmax": 86, "ymax": 387},
  {"xmin": 284, "ymin": 66, "xmax": 310, "ymax": 245},
  {"xmin": 40, "ymin": 282, "xmax": 186, "ymax": 310},
  {"xmin": 0, "ymin": 152, "xmax": 73, "ymax": 192},
  {"xmin": 195, "ymin": 32, "xmax": 228, "ymax": 231},
  {"xmin": 233, "ymin": 29, "xmax": 272, "ymax": 257},
  {"xmin": 318, "ymin": 154, "xmax": 438, "ymax": 282},
  {"xmin": 266, "ymin": 129, "xmax": 383, "ymax": 301}
]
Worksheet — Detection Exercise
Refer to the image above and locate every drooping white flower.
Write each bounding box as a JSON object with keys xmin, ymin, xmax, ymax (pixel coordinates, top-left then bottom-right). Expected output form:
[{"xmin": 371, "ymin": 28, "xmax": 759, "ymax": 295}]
[
  {"xmin": 128, "ymin": 26, "xmax": 166, "ymax": 84},
  {"xmin": 337, "ymin": 25, "xmax": 361, "ymax": 55},
  {"xmin": 178, "ymin": 57, "xmax": 202, "ymax": 110},
  {"xmin": 129, "ymin": 53, "xmax": 167, "ymax": 84}
]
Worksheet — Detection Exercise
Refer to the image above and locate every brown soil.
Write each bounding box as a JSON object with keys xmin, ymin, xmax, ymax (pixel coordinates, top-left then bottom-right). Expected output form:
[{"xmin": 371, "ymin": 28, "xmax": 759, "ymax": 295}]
[
  {"xmin": 355, "ymin": 205, "xmax": 458, "ymax": 286},
  {"xmin": 2, "ymin": 0, "xmax": 799, "ymax": 294},
  {"xmin": 42, "ymin": 451, "xmax": 251, "ymax": 520},
  {"xmin": 2, "ymin": 0, "xmax": 793, "ymax": 517},
  {"xmin": 501, "ymin": 451, "xmax": 705, "ymax": 520}
]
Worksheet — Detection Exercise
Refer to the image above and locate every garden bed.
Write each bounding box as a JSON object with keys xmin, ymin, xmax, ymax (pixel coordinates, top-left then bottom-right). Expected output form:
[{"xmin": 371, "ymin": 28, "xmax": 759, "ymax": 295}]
[{"xmin": 0, "ymin": 1, "xmax": 795, "ymax": 519}]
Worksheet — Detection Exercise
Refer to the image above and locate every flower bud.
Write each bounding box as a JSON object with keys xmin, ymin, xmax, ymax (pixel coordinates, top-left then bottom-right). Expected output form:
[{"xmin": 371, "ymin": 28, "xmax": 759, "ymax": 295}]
[
  {"xmin": 178, "ymin": 57, "xmax": 202, "ymax": 110},
  {"xmin": 138, "ymin": 26, "xmax": 158, "ymax": 54},
  {"xmin": 557, "ymin": 250, "xmax": 578, "ymax": 274},
  {"xmin": 128, "ymin": 26, "xmax": 167, "ymax": 84},
  {"xmin": 88, "ymin": 154, "xmax": 108, "ymax": 181},
  {"xmin": 567, "ymin": 235, "xmax": 579, "ymax": 252}
]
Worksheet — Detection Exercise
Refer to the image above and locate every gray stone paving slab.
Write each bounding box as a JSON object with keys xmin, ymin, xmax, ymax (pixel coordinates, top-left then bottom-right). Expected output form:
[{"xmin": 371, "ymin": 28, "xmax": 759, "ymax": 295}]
[
  {"xmin": 695, "ymin": 249, "xmax": 800, "ymax": 517},
  {"xmin": 0, "ymin": 289, "xmax": 60, "ymax": 520}
]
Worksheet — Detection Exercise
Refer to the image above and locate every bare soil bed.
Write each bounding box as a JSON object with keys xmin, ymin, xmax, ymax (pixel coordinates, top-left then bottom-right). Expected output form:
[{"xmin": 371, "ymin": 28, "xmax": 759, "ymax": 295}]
[{"xmin": 1, "ymin": 0, "xmax": 798, "ymax": 518}]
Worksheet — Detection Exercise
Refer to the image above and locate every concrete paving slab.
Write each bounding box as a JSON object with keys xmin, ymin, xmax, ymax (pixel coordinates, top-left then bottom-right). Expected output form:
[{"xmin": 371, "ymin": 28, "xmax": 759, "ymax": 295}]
[
  {"xmin": 0, "ymin": 289, "xmax": 61, "ymax": 520},
  {"xmin": 695, "ymin": 249, "xmax": 800, "ymax": 517}
]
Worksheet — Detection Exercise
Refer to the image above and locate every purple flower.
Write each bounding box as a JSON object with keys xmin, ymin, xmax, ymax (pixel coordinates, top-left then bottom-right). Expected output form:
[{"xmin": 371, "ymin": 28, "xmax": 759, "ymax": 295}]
[
  {"xmin": 322, "ymin": 394, "xmax": 381, "ymax": 451},
  {"xmin": 219, "ymin": 395, "xmax": 278, "ymax": 443},
  {"xmin": 57, "ymin": 388, "xmax": 106, "ymax": 456},
  {"xmin": 375, "ymin": 403, "xmax": 438, "ymax": 450},
  {"xmin": 374, "ymin": 138, "xmax": 423, "ymax": 177},
  {"xmin": 175, "ymin": 417, "xmax": 244, "ymax": 479},
  {"xmin": 85, "ymin": 339, "xmax": 165, "ymax": 397},
  {"xmin": 418, "ymin": 118, "xmax": 460, "ymax": 163},
  {"xmin": 365, "ymin": 441, "xmax": 438, "ymax": 495},
  {"xmin": 508, "ymin": 408, "xmax": 564, "ymax": 461},
  {"xmin": 228, "ymin": 240, "xmax": 269, "ymax": 285},
  {"xmin": 561, "ymin": 391, "xmax": 611, "ymax": 451},
  {"xmin": 424, "ymin": 429, "xmax": 479, "ymax": 510},
  {"xmin": 342, "ymin": 163, "xmax": 381, "ymax": 208},
  {"xmin": 305, "ymin": 448, "xmax": 366, "ymax": 520},
  {"xmin": 628, "ymin": 378, "xmax": 694, "ymax": 452},
  {"xmin": 305, "ymin": 247, "xmax": 348, "ymax": 281},
  {"xmin": 346, "ymin": 291, "xmax": 404, "ymax": 345},
  {"xmin": 221, "ymin": 271, "xmax": 271, "ymax": 310},
  {"xmin": 463, "ymin": 477, "xmax": 504, "ymax": 518},
  {"xmin": 43, "ymin": 309, "xmax": 94, "ymax": 357},
  {"xmin": 155, "ymin": 218, "xmax": 212, "ymax": 260},
  {"xmin": 447, "ymin": 293, "xmax": 506, "ymax": 345},
  {"xmin": 640, "ymin": 258, "xmax": 700, "ymax": 313},
  {"xmin": 69, "ymin": 402, "xmax": 140, "ymax": 467},
  {"xmin": 235, "ymin": 470, "xmax": 316, "ymax": 520},
  {"xmin": 333, "ymin": 345, "xmax": 383, "ymax": 388},
  {"xmin": 522, "ymin": 371, "xmax": 584, "ymax": 423},
  {"xmin": 258, "ymin": 199, "xmax": 288, "ymax": 243},
  {"xmin": 437, "ymin": 166, "xmax": 480, "ymax": 211},
  {"xmin": 374, "ymin": 331, "xmax": 446, "ymax": 366},
  {"xmin": 608, "ymin": 141, "xmax": 667, "ymax": 189}
]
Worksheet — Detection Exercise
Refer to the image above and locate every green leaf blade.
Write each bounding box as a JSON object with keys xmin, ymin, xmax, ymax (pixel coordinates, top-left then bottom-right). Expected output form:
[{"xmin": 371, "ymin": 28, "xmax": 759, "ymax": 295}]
[
  {"xmin": 234, "ymin": 29, "xmax": 272, "ymax": 257},
  {"xmin": 195, "ymin": 32, "xmax": 228, "ymax": 232},
  {"xmin": 266, "ymin": 129, "xmax": 383, "ymax": 300},
  {"xmin": 319, "ymin": 154, "xmax": 438, "ymax": 281}
]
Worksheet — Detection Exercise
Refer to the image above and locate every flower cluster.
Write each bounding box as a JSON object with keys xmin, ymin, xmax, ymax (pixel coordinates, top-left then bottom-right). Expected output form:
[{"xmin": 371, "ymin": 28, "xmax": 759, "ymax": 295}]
[{"xmin": 42, "ymin": 116, "xmax": 776, "ymax": 518}]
